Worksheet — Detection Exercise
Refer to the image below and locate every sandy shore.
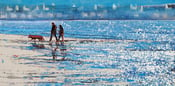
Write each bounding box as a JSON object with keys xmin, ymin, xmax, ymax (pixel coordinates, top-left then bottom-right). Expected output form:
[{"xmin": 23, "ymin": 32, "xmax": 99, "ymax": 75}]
[
  {"xmin": 0, "ymin": 34, "xmax": 128, "ymax": 86},
  {"xmin": 0, "ymin": 34, "xmax": 61, "ymax": 85},
  {"xmin": 1, "ymin": 34, "xmax": 174, "ymax": 86}
]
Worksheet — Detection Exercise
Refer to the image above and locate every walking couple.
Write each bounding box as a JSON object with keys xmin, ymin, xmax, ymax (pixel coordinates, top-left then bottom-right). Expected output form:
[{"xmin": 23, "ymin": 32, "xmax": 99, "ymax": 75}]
[{"xmin": 49, "ymin": 22, "xmax": 64, "ymax": 42}]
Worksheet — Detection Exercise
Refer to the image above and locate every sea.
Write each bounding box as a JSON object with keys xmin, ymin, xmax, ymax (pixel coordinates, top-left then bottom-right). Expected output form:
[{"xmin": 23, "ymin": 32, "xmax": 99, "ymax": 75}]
[
  {"xmin": 0, "ymin": 20, "xmax": 174, "ymax": 85},
  {"xmin": 0, "ymin": 0, "xmax": 175, "ymax": 85}
]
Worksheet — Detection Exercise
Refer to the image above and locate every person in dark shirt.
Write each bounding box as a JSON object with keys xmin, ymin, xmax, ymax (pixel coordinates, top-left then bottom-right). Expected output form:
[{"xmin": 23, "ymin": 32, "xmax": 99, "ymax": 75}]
[
  {"xmin": 49, "ymin": 22, "xmax": 58, "ymax": 41},
  {"xmin": 58, "ymin": 25, "xmax": 64, "ymax": 42}
]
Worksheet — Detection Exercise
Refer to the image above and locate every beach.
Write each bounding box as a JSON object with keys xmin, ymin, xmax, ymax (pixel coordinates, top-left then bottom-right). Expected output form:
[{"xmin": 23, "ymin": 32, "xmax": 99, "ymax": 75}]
[
  {"xmin": 0, "ymin": 33, "xmax": 174, "ymax": 86},
  {"xmin": 0, "ymin": 0, "xmax": 175, "ymax": 85},
  {"xmin": 0, "ymin": 34, "xmax": 129, "ymax": 85},
  {"xmin": 0, "ymin": 20, "xmax": 174, "ymax": 86},
  {"xmin": 0, "ymin": 34, "xmax": 58, "ymax": 85}
]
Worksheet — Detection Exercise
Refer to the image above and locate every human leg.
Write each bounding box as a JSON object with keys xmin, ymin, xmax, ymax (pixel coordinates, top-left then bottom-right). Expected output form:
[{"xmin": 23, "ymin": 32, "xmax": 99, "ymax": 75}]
[
  {"xmin": 54, "ymin": 33, "xmax": 58, "ymax": 41},
  {"xmin": 49, "ymin": 34, "xmax": 53, "ymax": 41},
  {"xmin": 61, "ymin": 35, "xmax": 64, "ymax": 42},
  {"xmin": 58, "ymin": 35, "xmax": 61, "ymax": 41}
]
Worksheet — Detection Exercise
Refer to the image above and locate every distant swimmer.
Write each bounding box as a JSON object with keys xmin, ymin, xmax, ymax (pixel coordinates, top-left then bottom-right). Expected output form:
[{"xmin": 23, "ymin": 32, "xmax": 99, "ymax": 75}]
[
  {"xmin": 58, "ymin": 25, "xmax": 64, "ymax": 42},
  {"xmin": 49, "ymin": 22, "xmax": 58, "ymax": 41}
]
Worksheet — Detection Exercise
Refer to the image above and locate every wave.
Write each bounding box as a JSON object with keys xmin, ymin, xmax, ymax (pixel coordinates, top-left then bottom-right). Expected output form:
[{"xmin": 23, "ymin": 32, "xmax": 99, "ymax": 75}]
[{"xmin": 0, "ymin": 4, "xmax": 175, "ymax": 20}]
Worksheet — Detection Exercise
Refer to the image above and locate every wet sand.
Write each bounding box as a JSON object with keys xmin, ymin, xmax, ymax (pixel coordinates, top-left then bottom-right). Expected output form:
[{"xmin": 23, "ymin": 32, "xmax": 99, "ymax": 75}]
[
  {"xmin": 0, "ymin": 34, "xmax": 128, "ymax": 86},
  {"xmin": 0, "ymin": 34, "xmax": 60, "ymax": 85},
  {"xmin": 2, "ymin": 34, "xmax": 174, "ymax": 86}
]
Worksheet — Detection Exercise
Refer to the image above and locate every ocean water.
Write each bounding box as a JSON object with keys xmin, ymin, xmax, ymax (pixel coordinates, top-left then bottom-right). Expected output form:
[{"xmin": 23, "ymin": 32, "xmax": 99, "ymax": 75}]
[
  {"xmin": 0, "ymin": 20, "xmax": 175, "ymax": 41},
  {"xmin": 0, "ymin": 0, "xmax": 175, "ymax": 20},
  {"xmin": 0, "ymin": 20, "xmax": 175, "ymax": 85}
]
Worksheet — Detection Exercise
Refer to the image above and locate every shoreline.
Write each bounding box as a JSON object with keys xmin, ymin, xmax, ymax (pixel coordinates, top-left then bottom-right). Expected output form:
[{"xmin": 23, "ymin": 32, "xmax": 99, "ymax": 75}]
[
  {"xmin": 0, "ymin": 33, "xmax": 150, "ymax": 43},
  {"xmin": 0, "ymin": 33, "xmax": 118, "ymax": 43},
  {"xmin": 0, "ymin": 34, "xmax": 127, "ymax": 86},
  {"xmin": 1, "ymin": 33, "xmax": 173, "ymax": 85}
]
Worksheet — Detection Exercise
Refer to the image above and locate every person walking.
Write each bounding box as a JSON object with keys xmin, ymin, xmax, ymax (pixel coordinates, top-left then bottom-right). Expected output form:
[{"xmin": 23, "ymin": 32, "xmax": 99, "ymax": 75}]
[
  {"xmin": 58, "ymin": 25, "xmax": 64, "ymax": 42},
  {"xmin": 49, "ymin": 22, "xmax": 58, "ymax": 41}
]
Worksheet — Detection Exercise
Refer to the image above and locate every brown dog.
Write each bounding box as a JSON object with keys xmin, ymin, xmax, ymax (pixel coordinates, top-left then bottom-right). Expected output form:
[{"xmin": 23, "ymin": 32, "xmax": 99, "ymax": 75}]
[{"xmin": 28, "ymin": 35, "xmax": 44, "ymax": 41}]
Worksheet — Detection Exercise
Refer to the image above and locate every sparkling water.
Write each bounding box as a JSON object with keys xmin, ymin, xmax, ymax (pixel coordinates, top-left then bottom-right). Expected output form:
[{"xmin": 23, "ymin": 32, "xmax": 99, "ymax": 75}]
[
  {"xmin": 0, "ymin": 0, "xmax": 175, "ymax": 20},
  {"xmin": 0, "ymin": 20, "xmax": 174, "ymax": 85}
]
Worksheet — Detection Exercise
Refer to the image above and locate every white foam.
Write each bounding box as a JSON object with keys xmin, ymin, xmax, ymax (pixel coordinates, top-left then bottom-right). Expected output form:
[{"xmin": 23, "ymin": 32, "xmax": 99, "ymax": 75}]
[
  {"xmin": 15, "ymin": 5, "xmax": 19, "ymax": 11},
  {"xmin": 112, "ymin": 4, "xmax": 117, "ymax": 10},
  {"xmin": 43, "ymin": 4, "xmax": 49, "ymax": 11},
  {"xmin": 81, "ymin": 12, "xmax": 88, "ymax": 17},
  {"xmin": 130, "ymin": 4, "xmax": 137, "ymax": 10},
  {"xmin": 34, "ymin": 5, "xmax": 40, "ymax": 11},
  {"xmin": 10, "ymin": 13, "xmax": 17, "ymax": 18},
  {"xmin": 0, "ymin": 14, "xmax": 7, "ymax": 18},
  {"xmin": 94, "ymin": 4, "xmax": 97, "ymax": 10},
  {"xmin": 23, "ymin": 5, "xmax": 30, "ymax": 11},
  {"xmin": 6, "ymin": 6, "xmax": 13, "ymax": 11}
]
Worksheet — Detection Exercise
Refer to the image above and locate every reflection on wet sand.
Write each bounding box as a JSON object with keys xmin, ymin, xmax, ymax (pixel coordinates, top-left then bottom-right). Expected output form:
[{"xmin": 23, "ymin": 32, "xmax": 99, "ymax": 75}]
[
  {"xmin": 50, "ymin": 42, "xmax": 59, "ymax": 60},
  {"xmin": 32, "ymin": 43, "xmax": 45, "ymax": 49},
  {"xmin": 1, "ymin": 34, "xmax": 174, "ymax": 85},
  {"xmin": 49, "ymin": 42, "xmax": 83, "ymax": 64},
  {"xmin": 50, "ymin": 42, "xmax": 67, "ymax": 60}
]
